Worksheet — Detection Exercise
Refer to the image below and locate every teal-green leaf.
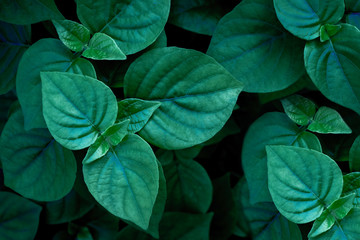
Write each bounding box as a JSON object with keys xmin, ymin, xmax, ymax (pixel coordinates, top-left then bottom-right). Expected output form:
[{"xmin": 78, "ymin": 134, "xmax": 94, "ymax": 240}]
[
  {"xmin": 281, "ymin": 94, "xmax": 316, "ymax": 126},
  {"xmin": 207, "ymin": 0, "xmax": 305, "ymax": 93},
  {"xmin": 350, "ymin": 137, "xmax": 360, "ymax": 172},
  {"xmin": 308, "ymin": 107, "xmax": 352, "ymax": 134},
  {"xmin": 346, "ymin": 13, "xmax": 360, "ymax": 30},
  {"xmin": 242, "ymin": 112, "xmax": 322, "ymax": 204},
  {"xmin": 169, "ymin": 0, "xmax": 225, "ymax": 36},
  {"xmin": 0, "ymin": 0, "xmax": 63, "ymax": 25},
  {"xmin": 273, "ymin": 0, "xmax": 345, "ymax": 40},
  {"xmin": 82, "ymin": 33, "xmax": 126, "ymax": 60},
  {"xmin": 309, "ymin": 208, "xmax": 360, "ymax": 240},
  {"xmin": 0, "ymin": 21, "xmax": 31, "ymax": 94},
  {"xmin": 160, "ymin": 153, "xmax": 212, "ymax": 213},
  {"xmin": 16, "ymin": 38, "xmax": 96, "ymax": 130},
  {"xmin": 83, "ymin": 134, "xmax": 159, "ymax": 230},
  {"xmin": 0, "ymin": 192, "xmax": 42, "ymax": 240},
  {"xmin": 266, "ymin": 145, "xmax": 343, "ymax": 223},
  {"xmin": 83, "ymin": 120, "xmax": 130, "ymax": 164},
  {"xmin": 117, "ymin": 98, "xmax": 161, "ymax": 134},
  {"xmin": 0, "ymin": 109, "xmax": 77, "ymax": 201},
  {"xmin": 76, "ymin": 0, "xmax": 170, "ymax": 55},
  {"xmin": 41, "ymin": 72, "xmax": 117, "ymax": 150},
  {"xmin": 304, "ymin": 24, "xmax": 360, "ymax": 115},
  {"xmin": 53, "ymin": 19, "xmax": 90, "ymax": 52},
  {"xmin": 319, "ymin": 24, "xmax": 342, "ymax": 42},
  {"xmin": 45, "ymin": 189, "xmax": 95, "ymax": 224},
  {"xmin": 124, "ymin": 47, "xmax": 243, "ymax": 150},
  {"xmin": 342, "ymin": 172, "xmax": 360, "ymax": 208}
]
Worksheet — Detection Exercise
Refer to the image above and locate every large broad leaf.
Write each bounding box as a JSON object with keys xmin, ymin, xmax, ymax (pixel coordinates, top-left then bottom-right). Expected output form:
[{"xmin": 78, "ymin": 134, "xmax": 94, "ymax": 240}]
[
  {"xmin": 0, "ymin": 192, "xmax": 42, "ymax": 240},
  {"xmin": 273, "ymin": 0, "xmax": 345, "ymax": 40},
  {"xmin": 0, "ymin": 0, "xmax": 63, "ymax": 25},
  {"xmin": 124, "ymin": 47, "xmax": 243, "ymax": 150},
  {"xmin": 83, "ymin": 134, "xmax": 159, "ymax": 230},
  {"xmin": 169, "ymin": 0, "xmax": 226, "ymax": 36},
  {"xmin": 242, "ymin": 112, "xmax": 322, "ymax": 204},
  {"xmin": 41, "ymin": 72, "xmax": 117, "ymax": 150},
  {"xmin": 342, "ymin": 172, "xmax": 360, "ymax": 208},
  {"xmin": 309, "ymin": 208, "xmax": 360, "ymax": 240},
  {"xmin": 266, "ymin": 145, "xmax": 343, "ymax": 224},
  {"xmin": 16, "ymin": 38, "xmax": 96, "ymax": 130},
  {"xmin": 0, "ymin": 109, "xmax": 77, "ymax": 201},
  {"xmin": 304, "ymin": 24, "xmax": 360, "ymax": 115},
  {"xmin": 76, "ymin": 0, "xmax": 170, "ymax": 55},
  {"xmin": 207, "ymin": 0, "xmax": 304, "ymax": 93},
  {"xmin": 281, "ymin": 94, "xmax": 316, "ymax": 126},
  {"xmin": 0, "ymin": 21, "xmax": 31, "ymax": 94}
]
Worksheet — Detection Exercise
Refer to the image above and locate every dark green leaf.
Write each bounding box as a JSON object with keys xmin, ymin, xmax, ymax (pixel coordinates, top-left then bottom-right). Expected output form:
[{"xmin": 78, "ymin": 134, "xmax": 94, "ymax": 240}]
[
  {"xmin": 0, "ymin": 0, "xmax": 63, "ymax": 25},
  {"xmin": 281, "ymin": 94, "xmax": 316, "ymax": 126},
  {"xmin": 307, "ymin": 107, "xmax": 352, "ymax": 134},
  {"xmin": 76, "ymin": 0, "xmax": 170, "ymax": 55},
  {"xmin": 345, "ymin": 0, "xmax": 360, "ymax": 11},
  {"xmin": 274, "ymin": 0, "xmax": 345, "ymax": 40},
  {"xmin": 304, "ymin": 24, "xmax": 360, "ymax": 115},
  {"xmin": 82, "ymin": 33, "xmax": 126, "ymax": 60},
  {"xmin": 242, "ymin": 112, "xmax": 322, "ymax": 204},
  {"xmin": 0, "ymin": 192, "xmax": 42, "ymax": 240},
  {"xmin": 124, "ymin": 47, "xmax": 243, "ymax": 150},
  {"xmin": 0, "ymin": 21, "xmax": 31, "ymax": 94},
  {"xmin": 83, "ymin": 134, "xmax": 159, "ymax": 230},
  {"xmin": 41, "ymin": 72, "xmax": 117, "ymax": 150},
  {"xmin": 0, "ymin": 109, "xmax": 77, "ymax": 201},
  {"xmin": 266, "ymin": 145, "xmax": 343, "ymax": 223},
  {"xmin": 350, "ymin": 137, "xmax": 360, "ymax": 172},
  {"xmin": 207, "ymin": 0, "xmax": 304, "ymax": 93},
  {"xmin": 53, "ymin": 19, "xmax": 90, "ymax": 52},
  {"xmin": 16, "ymin": 38, "xmax": 96, "ymax": 130},
  {"xmin": 232, "ymin": 178, "xmax": 251, "ymax": 238},
  {"xmin": 117, "ymin": 98, "xmax": 161, "ymax": 134},
  {"xmin": 77, "ymin": 227, "xmax": 94, "ymax": 240},
  {"xmin": 342, "ymin": 172, "xmax": 360, "ymax": 208}
]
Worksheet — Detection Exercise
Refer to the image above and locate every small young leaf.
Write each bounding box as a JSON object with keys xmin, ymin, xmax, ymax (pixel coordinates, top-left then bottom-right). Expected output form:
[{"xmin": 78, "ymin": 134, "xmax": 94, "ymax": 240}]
[
  {"xmin": 53, "ymin": 19, "xmax": 90, "ymax": 52},
  {"xmin": 41, "ymin": 72, "xmax": 118, "ymax": 150},
  {"xmin": 274, "ymin": 0, "xmax": 345, "ymax": 40},
  {"xmin": 83, "ymin": 134, "xmax": 159, "ymax": 230},
  {"xmin": 77, "ymin": 227, "xmax": 94, "ymax": 240},
  {"xmin": 320, "ymin": 24, "xmax": 342, "ymax": 42},
  {"xmin": 0, "ymin": 192, "xmax": 42, "ymax": 240},
  {"xmin": 266, "ymin": 145, "xmax": 343, "ymax": 224},
  {"xmin": 307, "ymin": 107, "xmax": 352, "ymax": 134},
  {"xmin": 117, "ymin": 98, "xmax": 161, "ymax": 133},
  {"xmin": 281, "ymin": 94, "xmax": 316, "ymax": 126},
  {"xmin": 342, "ymin": 172, "xmax": 360, "ymax": 208},
  {"xmin": 0, "ymin": 109, "xmax": 77, "ymax": 201},
  {"xmin": 349, "ymin": 136, "xmax": 360, "ymax": 172},
  {"xmin": 82, "ymin": 33, "xmax": 126, "ymax": 60}
]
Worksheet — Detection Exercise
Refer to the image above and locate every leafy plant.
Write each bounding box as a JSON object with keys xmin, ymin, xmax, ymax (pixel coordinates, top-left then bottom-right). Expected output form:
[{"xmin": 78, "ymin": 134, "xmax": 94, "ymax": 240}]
[{"xmin": 1, "ymin": 0, "xmax": 360, "ymax": 239}]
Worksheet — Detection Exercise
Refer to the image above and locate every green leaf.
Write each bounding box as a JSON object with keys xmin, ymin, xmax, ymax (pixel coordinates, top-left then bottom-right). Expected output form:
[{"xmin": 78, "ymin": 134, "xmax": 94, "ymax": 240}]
[
  {"xmin": 242, "ymin": 112, "xmax": 322, "ymax": 204},
  {"xmin": 207, "ymin": 0, "xmax": 305, "ymax": 93},
  {"xmin": 0, "ymin": 21, "xmax": 31, "ymax": 94},
  {"xmin": 76, "ymin": 0, "xmax": 170, "ymax": 55},
  {"xmin": 281, "ymin": 94, "xmax": 316, "ymax": 126},
  {"xmin": 308, "ymin": 194, "xmax": 356, "ymax": 238},
  {"xmin": 304, "ymin": 24, "xmax": 360, "ymax": 115},
  {"xmin": 41, "ymin": 72, "xmax": 117, "ymax": 150},
  {"xmin": 320, "ymin": 24, "xmax": 342, "ymax": 42},
  {"xmin": 0, "ymin": 109, "xmax": 77, "ymax": 201},
  {"xmin": 169, "ymin": 0, "xmax": 225, "ymax": 36},
  {"xmin": 342, "ymin": 172, "xmax": 360, "ymax": 208},
  {"xmin": 124, "ymin": 47, "xmax": 243, "ymax": 150},
  {"xmin": 159, "ymin": 153, "xmax": 212, "ymax": 213},
  {"xmin": 82, "ymin": 33, "xmax": 126, "ymax": 60},
  {"xmin": 116, "ymin": 226, "xmax": 153, "ymax": 240},
  {"xmin": 266, "ymin": 145, "xmax": 343, "ymax": 223},
  {"xmin": 307, "ymin": 107, "xmax": 352, "ymax": 134},
  {"xmin": 0, "ymin": 0, "xmax": 63, "ymax": 25},
  {"xmin": 273, "ymin": 0, "xmax": 345, "ymax": 40},
  {"xmin": 16, "ymin": 38, "xmax": 96, "ymax": 130},
  {"xmin": 45, "ymin": 189, "xmax": 95, "ymax": 224},
  {"xmin": 83, "ymin": 120, "xmax": 130, "ymax": 164},
  {"xmin": 345, "ymin": 0, "xmax": 360, "ymax": 11},
  {"xmin": 346, "ymin": 13, "xmax": 360, "ymax": 30},
  {"xmin": 0, "ymin": 192, "xmax": 42, "ymax": 240},
  {"xmin": 77, "ymin": 227, "xmax": 94, "ymax": 240},
  {"xmin": 117, "ymin": 98, "xmax": 161, "ymax": 133},
  {"xmin": 309, "ymin": 208, "xmax": 360, "ymax": 240},
  {"xmin": 350, "ymin": 137, "xmax": 360, "ymax": 172},
  {"xmin": 53, "ymin": 19, "xmax": 90, "ymax": 52},
  {"xmin": 83, "ymin": 134, "xmax": 159, "ymax": 230}
]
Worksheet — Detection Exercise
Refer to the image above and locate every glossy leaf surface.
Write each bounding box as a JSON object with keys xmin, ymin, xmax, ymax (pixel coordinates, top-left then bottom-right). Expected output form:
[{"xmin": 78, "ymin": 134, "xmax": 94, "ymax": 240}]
[
  {"xmin": 82, "ymin": 33, "xmax": 126, "ymax": 60},
  {"xmin": 281, "ymin": 94, "xmax": 316, "ymax": 126}
]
